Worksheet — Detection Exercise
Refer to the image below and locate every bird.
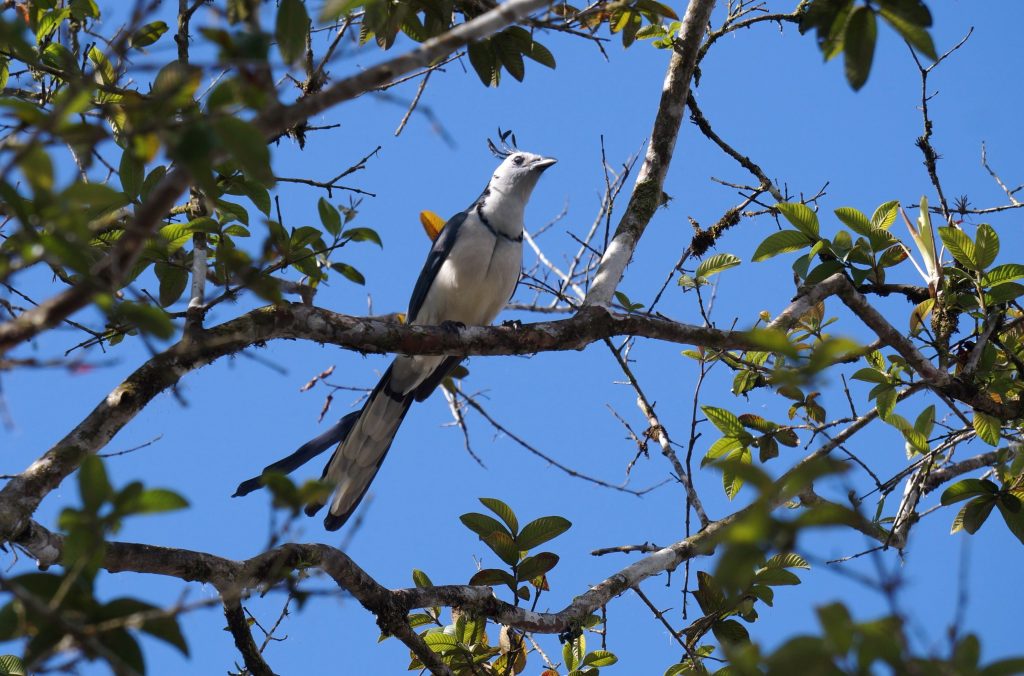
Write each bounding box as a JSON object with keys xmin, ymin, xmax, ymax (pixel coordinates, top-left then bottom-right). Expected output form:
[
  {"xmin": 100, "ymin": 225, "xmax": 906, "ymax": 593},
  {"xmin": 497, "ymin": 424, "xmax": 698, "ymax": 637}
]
[{"xmin": 234, "ymin": 136, "xmax": 556, "ymax": 530}]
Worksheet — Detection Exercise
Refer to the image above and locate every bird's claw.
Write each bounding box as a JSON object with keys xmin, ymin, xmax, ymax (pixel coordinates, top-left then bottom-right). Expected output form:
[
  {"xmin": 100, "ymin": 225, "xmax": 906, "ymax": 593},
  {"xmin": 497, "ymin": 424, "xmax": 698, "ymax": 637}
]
[
  {"xmin": 440, "ymin": 320, "xmax": 466, "ymax": 333},
  {"xmin": 501, "ymin": 319, "xmax": 523, "ymax": 330}
]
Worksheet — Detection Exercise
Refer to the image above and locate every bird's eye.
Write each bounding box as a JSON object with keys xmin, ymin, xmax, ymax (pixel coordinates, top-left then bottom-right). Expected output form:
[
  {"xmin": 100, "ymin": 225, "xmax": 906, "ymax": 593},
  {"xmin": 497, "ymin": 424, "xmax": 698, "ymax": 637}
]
[{"xmin": 512, "ymin": 155, "xmax": 525, "ymax": 166}]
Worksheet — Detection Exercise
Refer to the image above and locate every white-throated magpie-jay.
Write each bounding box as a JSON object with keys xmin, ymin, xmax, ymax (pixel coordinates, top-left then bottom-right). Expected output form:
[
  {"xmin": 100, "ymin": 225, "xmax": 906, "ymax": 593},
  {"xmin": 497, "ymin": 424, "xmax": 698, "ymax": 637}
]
[{"xmin": 235, "ymin": 143, "xmax": 556, "ymax": 530}]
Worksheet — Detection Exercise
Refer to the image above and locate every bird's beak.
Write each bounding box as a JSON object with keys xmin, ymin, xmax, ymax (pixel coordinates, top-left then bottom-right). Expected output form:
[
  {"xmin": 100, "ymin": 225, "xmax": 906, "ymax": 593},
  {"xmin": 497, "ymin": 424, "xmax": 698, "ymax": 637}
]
[{"xmin": 532, "ymin": 157, "xmax": 557, "ymax": 171}]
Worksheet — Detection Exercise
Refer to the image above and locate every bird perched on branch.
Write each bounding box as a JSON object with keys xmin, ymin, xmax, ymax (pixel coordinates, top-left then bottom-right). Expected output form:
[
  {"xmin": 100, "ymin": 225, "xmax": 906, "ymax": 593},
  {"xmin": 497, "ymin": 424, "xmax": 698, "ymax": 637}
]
[{"xmin": 235, "ymin": 133, "xmax": 556, "ymax": 530}]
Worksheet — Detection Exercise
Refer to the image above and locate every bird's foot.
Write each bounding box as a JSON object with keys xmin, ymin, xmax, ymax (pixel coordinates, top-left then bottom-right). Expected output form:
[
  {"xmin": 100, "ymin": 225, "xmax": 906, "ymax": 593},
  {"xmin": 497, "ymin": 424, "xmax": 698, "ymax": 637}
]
[
  {"xmin": 439, "ymin": 320, "xmax": 466, "ymax": 333},
  {"xmin": 501, "ymin": 319, "xmax": 523, "ymax": 330}
]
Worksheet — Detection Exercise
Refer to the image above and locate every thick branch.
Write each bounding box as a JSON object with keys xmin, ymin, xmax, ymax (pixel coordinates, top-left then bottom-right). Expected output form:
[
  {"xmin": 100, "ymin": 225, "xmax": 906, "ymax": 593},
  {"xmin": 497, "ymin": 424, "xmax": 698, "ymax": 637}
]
[
  {"xmin": 223, "ymin": 601, "xmax": 274, "ymax": 676},
  {"xmin": 920, "ymin": 449, "xmax": 1008, "ymax": 494},
  {"xmin": 585, "ymin": 0, "xmax": 717, "ymax": 306},
  {"xmin": 769, "ymin": 273, "xmax": 1020, "ymax": 420},
  {"xmin": 0, "ymin": 304, "xmax": 755, "ymax": 540}
]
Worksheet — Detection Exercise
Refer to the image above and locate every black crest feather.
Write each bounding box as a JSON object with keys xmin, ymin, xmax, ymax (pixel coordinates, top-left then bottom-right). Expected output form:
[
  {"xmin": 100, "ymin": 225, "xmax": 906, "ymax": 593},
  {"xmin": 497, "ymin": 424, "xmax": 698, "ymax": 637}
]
[{"xmin": 487, "ymin": 128, "xmax": 519, "ymax": 159}]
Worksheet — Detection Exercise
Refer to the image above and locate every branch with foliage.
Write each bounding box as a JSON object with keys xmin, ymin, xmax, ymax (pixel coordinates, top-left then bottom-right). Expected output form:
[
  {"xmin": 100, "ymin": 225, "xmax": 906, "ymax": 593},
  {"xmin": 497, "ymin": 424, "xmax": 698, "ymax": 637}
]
[{"xmin": 2, "ymin": 0, "xmax": 1024, "ymax": 674}]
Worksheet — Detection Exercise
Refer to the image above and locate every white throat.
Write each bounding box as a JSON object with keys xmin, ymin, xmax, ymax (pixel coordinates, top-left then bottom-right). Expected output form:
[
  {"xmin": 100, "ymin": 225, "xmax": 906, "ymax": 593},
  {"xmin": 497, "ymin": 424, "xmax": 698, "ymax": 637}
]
[{"xmin": 477, "ymin": 182, "xmax": 528, "ymax": 239}]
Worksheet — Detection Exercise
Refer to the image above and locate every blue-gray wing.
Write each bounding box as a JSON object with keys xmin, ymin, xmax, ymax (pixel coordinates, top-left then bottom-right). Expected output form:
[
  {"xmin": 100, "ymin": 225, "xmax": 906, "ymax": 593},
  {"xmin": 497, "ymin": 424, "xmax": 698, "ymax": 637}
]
[{"xmin": 407, "ymin": 211, "xmax": 467, "ymax": 323}]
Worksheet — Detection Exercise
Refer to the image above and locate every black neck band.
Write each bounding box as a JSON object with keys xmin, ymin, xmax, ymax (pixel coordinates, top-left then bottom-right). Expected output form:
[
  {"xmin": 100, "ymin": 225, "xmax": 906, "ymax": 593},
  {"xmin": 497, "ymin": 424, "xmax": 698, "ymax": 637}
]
[{"xmin": 476, "ymin": 203, "xmax": 523, "ymax": 243}]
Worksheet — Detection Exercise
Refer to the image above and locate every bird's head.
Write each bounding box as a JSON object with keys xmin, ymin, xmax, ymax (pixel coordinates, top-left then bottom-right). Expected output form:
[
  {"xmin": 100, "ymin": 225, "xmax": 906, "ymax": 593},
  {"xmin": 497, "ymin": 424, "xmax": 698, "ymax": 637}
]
[{"xmin": 488, "ymin": 150, "xmax": 557, "ymax": 201}]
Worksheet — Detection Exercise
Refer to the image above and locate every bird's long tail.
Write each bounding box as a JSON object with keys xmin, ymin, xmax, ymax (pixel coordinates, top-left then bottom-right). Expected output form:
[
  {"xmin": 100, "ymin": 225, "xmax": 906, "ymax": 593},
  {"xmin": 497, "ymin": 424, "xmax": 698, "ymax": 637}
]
[
  {"xmin": 234, "ymin": 356, "xmax": 456, "ymax": 529},
  {"xmin": 308, "ymin": 365, "xmax": 415, "ymax": 530},
  {"xmin": 232, "ymin": 411, "xmax": 360, "ymax": 498}
]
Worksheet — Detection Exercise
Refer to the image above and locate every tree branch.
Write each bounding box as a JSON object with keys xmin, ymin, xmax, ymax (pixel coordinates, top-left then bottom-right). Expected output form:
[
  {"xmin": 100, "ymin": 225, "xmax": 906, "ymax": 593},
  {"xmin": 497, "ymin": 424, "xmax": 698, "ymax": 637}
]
[
  {"xmin": 585, "ymin": 0, "xmax": 717, "ymax": 306},
  {"xmin": 223, "ymin": 601, "xmax": 275, "ymax": 676}
]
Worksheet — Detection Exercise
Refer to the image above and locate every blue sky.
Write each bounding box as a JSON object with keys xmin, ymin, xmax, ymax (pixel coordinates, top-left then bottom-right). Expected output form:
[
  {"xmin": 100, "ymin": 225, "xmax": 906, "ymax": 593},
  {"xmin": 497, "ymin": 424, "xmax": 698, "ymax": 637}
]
[{"xmin": 3, "ymin": 1, "xmax": 1023, "ymax": 673}]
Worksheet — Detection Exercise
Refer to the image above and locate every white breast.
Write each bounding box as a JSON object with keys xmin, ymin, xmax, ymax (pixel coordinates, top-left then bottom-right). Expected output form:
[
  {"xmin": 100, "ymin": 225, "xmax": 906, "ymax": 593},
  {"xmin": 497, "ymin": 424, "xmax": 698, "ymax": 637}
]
[{"xmin": 414, "ymin": 217, "xmax": 522, "ymax": 327}]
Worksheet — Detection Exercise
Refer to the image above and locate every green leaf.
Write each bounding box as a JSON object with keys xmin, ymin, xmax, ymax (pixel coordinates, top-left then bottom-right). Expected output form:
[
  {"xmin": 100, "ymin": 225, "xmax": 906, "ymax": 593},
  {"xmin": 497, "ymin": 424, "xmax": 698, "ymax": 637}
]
[
  {"xmin": 941, "ymin": 479, "xmax": 999, "ymax": 506},
  {"xmin": 974, "ymin": 224, "xmax": 999, "ymax": 270},
  {"xmin": 986, "ymin": 282, "xmax": 1024, "ymax": 304},
  {"xmin": 330, "ymin": 262, "xmax": 364, "ymax": 285},
  {"xmin": 844, "ymin": 6, "xmax": 877, "ymax": 90},
  {"xmin": 973, "ymin": 410, "xmax": 1001, "ymax": 446},
  {"xmin": 996, "ymin": 501, "xmax": 1024, "ymax": 546},
  {"xmin": 467, "ymin": 40, "xmax": 498, "ymax": 87},
  {"xmin": 581, "ymin": 650, "xmax": 618, "ymax": 667},
  {"xmin": 36, "ymin": 8, "xmax": 71, "ymax": 43},
  {"xmin": 412, "ymin": 569, "xmax": 433, "ymax": 588},
  {"xmin": 119, "ymin": 151, "xmax": 144, "ymax": 199},
  {"xmin": 752, "ymin": 230, "xmax": 813, "ymax": 262},
  {"xmin": 874, "ymin": 385, "xmax": 896, "ymax": 421},
  {"xmin": 871, "ymin": 200, "xmax": 900, "ymax": 229},
  {"xmin": 817, "ymin": 602, "xmax": 854, "ymax": 654},
  {"xmin": 459, "ymin": 512, "xmax": 510, "ymax": 540},
  {"xmin": 938, "ymin": 226, "xmax": 977, "ymax": 269},
  {"xmin": 879, "ymin": 7, "xmax": 936, "ymax": 60},
  {"xmin": 879, "ymin": 0, "xmax": 932, "ymax": 26},
  {"xmin": 79, "ymin": 455, "xmax": 112, "ymax": 512},
  {"xmin": 983, "ymin": 263, "xmax": 1024, "ymax": 287},
  {"xmin": 703, "ymin": 435, "xmax": 743, "ymax": 466},
  {"xmin": 834, "ymin": 206, "xmax": 873, "ymax": 236},
  {"xmin": 524, "ymin": 40, "xmax": 556, "ymax": 68},
  {"xmin": 0, "ymin": 654, "xmax": 26, "ymax": 676},
  {"xmin": 118, "ymin": 302, "xmax": 175, "ymax": 339},
  {"xmin": 493, "ymin": 32, "xmax": 525, "ymax": 82},
  {"xmin": 19, "ymin": 146, "xmax": 53, "ymax": 193},
  {"xmin": 152, "ymin": 62, "xmax": 201, "ymax": 106},
  {"xmin": 422, "ymin": 632, "xmax": 459, "ymax": 651},
  {"xmin": 158, "ymin": 224, "xmax": 194, "ymax": 253},
  {"xmin": 851, "ymin": 367, "xmax": 887, "ymax": 384},
  {"xmin": 134, "ymin": 488, "xmax": 189, "ymax": 513},
  {"xmin": 41, "ymin": 42, "xmax": 75, "ymax": 70},
  {"xmin": 130, "ymin": 20, "xmax": 168, "ymax": 48},
  {"xmin": 913, "ymin": 404, "xmax": 935, "ymax": 437},
  {"xmin": 695, "ymin": 253, "xmax": 741, "ymax": 278},
  {"xmin": 742, "ymin": 328, "xmax": 799, "ymax": 358},
  {"xmin": 721, "ymin": 448, "xmax": 752, "ymax": 499},
  {"xmin": 342, "ymin": 227, "xmax": 383, "ymax": 247},
  {"xmin": 765, "ymin": 553, "xmax": 810, "ymax": 569},
  {"xmin": 212, "ymin": 117, "xmax": 274, "ymax": 187},
  {"xmin": 468, "ymin": 568, "xmax": 515, "ymax": 587},
  {"xmin": 614, "ymin": 290, "xmax": 645, "ymax": 311},
  {"xmin": 483, "ymin": 530, "xmax": 520, "ymax": 567},
  {"xmin": 99, "ymin": 598, "xmax": 189, "ymax": 655},
  {"xmin": 318, "ymin": 197, "xmax": 342, "ymax": 237},
  {"xmin": 235, "ymin": 178, "xmax": 272, "ymax": 216},
  {"xmin": 516, "ymin": 516, "xmax": 571, "ymax": 550},
  {"xmin": 155, "ymin": 263, "xmax": 188, "ymax": 307},
  {"xmin": 776, "ymin": 203, "xmax": 819, "ymax": 238},
  {"xmin": 276, "ymin": 0, "xmax": 311, "ymax": 66},
  {"xmin": 635, "ymin": 24, "xmax": 668, "ymax": 40},
  {"xmin": 712, "ymin": 619, "xmax": 750, "ymax": 644},
  {"xmin": 702, "ymin": 406, "xmax": 746, "ymax": 437},
  {"xmin": 96, "ymin": 629, "xmax": 144, "ymax": 674},
  {"xmin": 962, "ymin": 496, "xmax": 996, "ymax": 534},
  {"xmin": 141, "ymin": 165, "xmax": 168, "ymax": 200},
  {"xmin": 563, "ymin": 633, "xmax": 584, "ymax": 671},
  {"xmin": 479, "ymin": 497, "xmax": 518, "ymax": 535},
  {"xmin": 70, "ymin": 0, "xmax": 100, "ymax": 20},
  {"xmin": 290, "ymin": 225, "xmax": 323, "ymax": 250},
  {"xmin": 982, "ymin": 658, "xmax": 1024, "ymax": 676},
  {"xmin": 753, "ymin": 567, "xmax": 801, "ymax": 586},
  {"xmin": 516, "ymin": 552, "xmax": 559, "ymax": 581},
  {"xmin": 406, "ymin": 613, "xmax": 435, "ymax": 630},
  {"xmin": 187, "ymin": 217, "xmax": 220, "ymax": 234}
]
